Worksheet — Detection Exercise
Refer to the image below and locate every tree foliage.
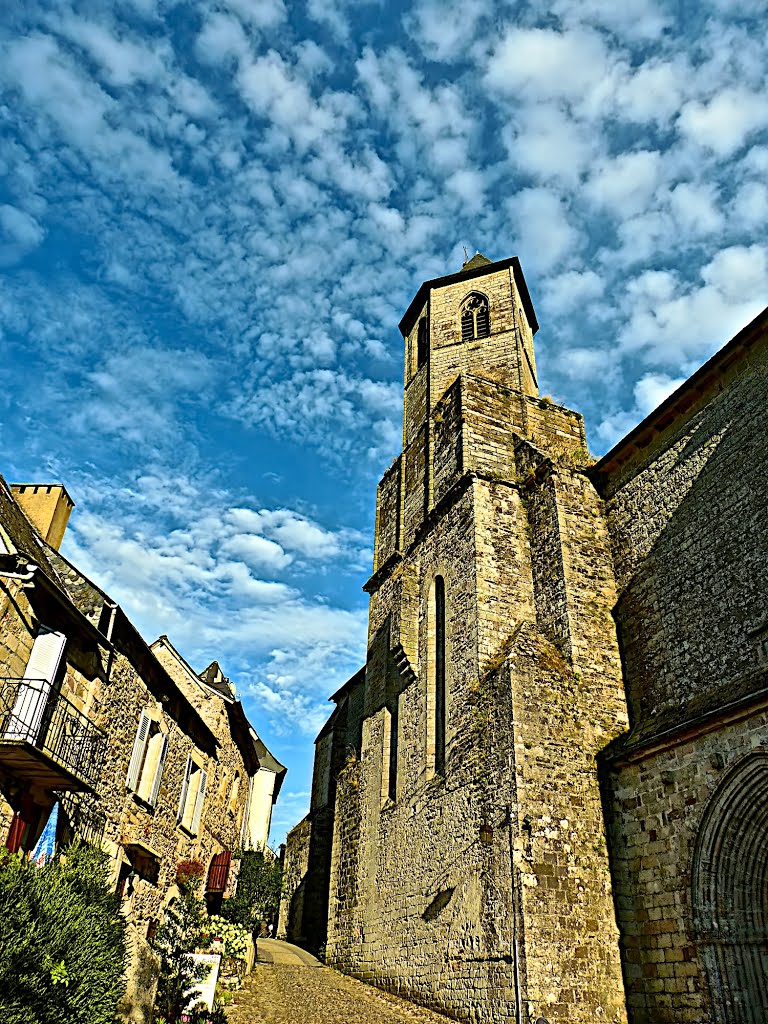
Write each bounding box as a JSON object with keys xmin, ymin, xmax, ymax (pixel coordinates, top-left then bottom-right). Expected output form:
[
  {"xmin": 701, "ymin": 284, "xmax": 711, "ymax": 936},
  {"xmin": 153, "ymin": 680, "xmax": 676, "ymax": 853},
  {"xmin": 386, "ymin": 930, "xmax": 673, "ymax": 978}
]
[
  {"xmin": 151, "ymin": 884, "xmax": 209, "ymax": 1024},
  {"xmin": 219, "ymin": 851, "xmax": 282, "ymax": 931},
  {"xmin": 0, "ymin": 841, "xmax": 127, "ymax": 1024}
]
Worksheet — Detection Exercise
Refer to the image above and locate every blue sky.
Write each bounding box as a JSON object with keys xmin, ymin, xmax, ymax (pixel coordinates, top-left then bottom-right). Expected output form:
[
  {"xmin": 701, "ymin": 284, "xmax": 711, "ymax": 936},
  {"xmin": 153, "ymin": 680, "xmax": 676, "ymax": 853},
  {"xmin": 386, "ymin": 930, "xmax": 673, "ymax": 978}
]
[{"xmin": 2, "ymin": 0, "xmax": 767, "ymax": 844}]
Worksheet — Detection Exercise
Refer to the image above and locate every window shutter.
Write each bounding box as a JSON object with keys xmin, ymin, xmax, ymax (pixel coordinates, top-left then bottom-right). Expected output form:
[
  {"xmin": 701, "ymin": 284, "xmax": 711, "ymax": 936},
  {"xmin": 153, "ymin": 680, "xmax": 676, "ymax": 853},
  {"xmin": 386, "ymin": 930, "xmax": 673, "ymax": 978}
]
[
  {"xmin": 240, "ymin": 774, "xmax": 254, "ymax": 848},
  {"xmin": 177, "ymin": 755, "xmax": 193, "ymax": 822},
  {"xmin": 461, "ymin": 310, "xmax": 474, "ymax": 342},
  {"xmin": 476, "ymin": 305, "xmax": 490, "ymax": 338},
  {"xmin": 126, "ymin": 712, "xmax": 151, "ymax": 791},
  {"xmin": 191, "ymin": 769, "xmax": 207, "ymax": 835},
  {"xmin": 24, "ymin": 628, "xmax": 66, "ymax": 683},
  {"xmin": 148, "ymin": 733, "xmax": 168, "ymax": 807}
]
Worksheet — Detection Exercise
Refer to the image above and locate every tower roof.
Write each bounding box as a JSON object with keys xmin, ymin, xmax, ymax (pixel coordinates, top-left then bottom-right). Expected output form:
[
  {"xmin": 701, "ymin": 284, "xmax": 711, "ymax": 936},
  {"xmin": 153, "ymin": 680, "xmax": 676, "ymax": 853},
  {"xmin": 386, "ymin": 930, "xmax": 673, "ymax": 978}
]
[
  {"xmin": 461, "ymin": 251, "xmax": 493, "ymax": 272},
  {"xmin": 399, "ymin": 255, "xmax": 538, "ymax": 338}
]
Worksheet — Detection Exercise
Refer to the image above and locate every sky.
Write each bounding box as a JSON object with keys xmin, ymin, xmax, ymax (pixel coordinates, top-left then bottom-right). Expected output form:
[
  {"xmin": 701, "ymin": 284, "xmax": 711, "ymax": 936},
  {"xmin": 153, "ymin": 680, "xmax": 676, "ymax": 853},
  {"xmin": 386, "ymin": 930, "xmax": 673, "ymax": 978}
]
[{"xmin": 1, "ymin": 0, "xmax": 767, "ymax": 846}]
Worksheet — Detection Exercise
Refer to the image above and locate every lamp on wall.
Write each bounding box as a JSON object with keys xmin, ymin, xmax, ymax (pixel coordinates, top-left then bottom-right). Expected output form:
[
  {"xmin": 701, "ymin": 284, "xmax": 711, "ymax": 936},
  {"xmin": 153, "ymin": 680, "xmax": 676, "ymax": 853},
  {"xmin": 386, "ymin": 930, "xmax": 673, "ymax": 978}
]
[{"xmin": 479, "ymin": 819, "xmax": 494, "ymax": 846}]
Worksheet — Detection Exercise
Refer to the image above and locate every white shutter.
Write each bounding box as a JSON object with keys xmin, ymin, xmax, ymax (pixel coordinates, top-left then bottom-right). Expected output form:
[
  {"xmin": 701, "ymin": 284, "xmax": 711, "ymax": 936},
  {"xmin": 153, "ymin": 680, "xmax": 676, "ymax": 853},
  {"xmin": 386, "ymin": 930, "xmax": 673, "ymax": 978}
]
[
  {"xmin": 240, "ymin": 774, "xmax": 254, "ymax": 849},
  {"xmin": 177, "ymin": 755, "xmax": 193, "ymax": 822},
  {"xmin": 148, "ymin": 733, "xmax": 168, "ymax": 807},
  {"xmin": 5, "ymin": 627, "xmax": 66, "ymax": 741},
  {"xmin": 191, "ymin": 769, "xmax": 207, "ymax": 835},
  {"xmin": 24, "ymin": 628, "xmax": 66, "ymax": 683},
  {"xmin": 126, "ymin": 712, "xmax": 151, "ymax": 790}
]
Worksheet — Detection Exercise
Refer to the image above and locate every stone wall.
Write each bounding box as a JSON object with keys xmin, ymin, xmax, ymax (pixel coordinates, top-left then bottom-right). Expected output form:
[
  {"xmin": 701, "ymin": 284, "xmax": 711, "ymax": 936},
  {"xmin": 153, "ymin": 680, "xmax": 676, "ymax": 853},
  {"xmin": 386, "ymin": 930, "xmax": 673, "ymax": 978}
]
[
  {"xmin": 278, "ymin": 817, "xmax": 312, "ymax": 943},
  {"xmin": 596, "ymin": 323, "xmax": 768, "ymax": 1021}
]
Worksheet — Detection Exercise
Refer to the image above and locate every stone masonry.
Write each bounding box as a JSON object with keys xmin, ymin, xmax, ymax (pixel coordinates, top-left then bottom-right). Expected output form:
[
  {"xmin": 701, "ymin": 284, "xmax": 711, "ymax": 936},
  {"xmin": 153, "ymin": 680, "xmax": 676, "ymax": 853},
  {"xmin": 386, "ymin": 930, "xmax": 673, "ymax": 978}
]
[
  {"xmin": 0, "ymin": 475, "xmax": 285, "ymax": 1023},
  {"xmin": 282, "ymin": 252, "xmax": 768, "ymax": 1024}
]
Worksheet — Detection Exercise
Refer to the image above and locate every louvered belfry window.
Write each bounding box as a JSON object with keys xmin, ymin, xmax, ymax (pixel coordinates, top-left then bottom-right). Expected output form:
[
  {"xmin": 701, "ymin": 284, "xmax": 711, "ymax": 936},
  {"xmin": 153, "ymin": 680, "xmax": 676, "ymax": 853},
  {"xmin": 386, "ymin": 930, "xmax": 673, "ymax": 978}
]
[{"xmin": 461, "ymin": 293, "xmax": 490, "ymax": 341}]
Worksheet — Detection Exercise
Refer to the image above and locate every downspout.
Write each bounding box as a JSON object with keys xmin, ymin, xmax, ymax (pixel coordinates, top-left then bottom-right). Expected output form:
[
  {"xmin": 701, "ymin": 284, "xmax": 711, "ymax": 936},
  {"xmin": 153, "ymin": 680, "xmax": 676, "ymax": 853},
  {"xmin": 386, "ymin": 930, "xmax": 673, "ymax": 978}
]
[{"xmin": 0, "ymin": 564, "xmax": 37, "ymax": 585}]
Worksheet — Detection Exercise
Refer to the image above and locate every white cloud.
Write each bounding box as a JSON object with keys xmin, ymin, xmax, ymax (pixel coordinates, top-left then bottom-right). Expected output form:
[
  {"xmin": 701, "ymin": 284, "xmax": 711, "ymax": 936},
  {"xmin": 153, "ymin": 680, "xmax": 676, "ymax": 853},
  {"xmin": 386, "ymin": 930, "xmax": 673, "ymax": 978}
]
[
  {"xmin": 551, "ymin": 0, "xmax": 670, "ymax": 40},
  {"xmin": 58, "ymin": 467, "xmax": 370, "ymax": 740},
  {"xmin": 1, "ymin": 33, "xmax": 179, "ymax": 188},
  {"xmin": 542, "ymin": 270, "xmax": 605, "ymax": 316},
  {"xmin": 730, "ymin": 181, "xmax": 768, "ymax": 228},
  {"xmin": 234, "ymin": 369, "xmax": 401, "ymax": 462},
  {"xmin": 485, "ymin": 27, "xmax": 612, "ymax": 104},
  {"xmin": 50, "ymin": 17, "xmax": 166, "ymax": 87},
  {"xmin": 678, "ymin": 87, "xmax": 768, "ymax": 157},
  {"xmin": 585, "ymin": 150, "xmax": 662, "ymax": 217},
  {"xmin": 222, "ymin": 0, "xmax": 286, "ymax": 28},
  {"xmin": 0, "ymin": 203, "xmax": 45, "ymax": 265},
  {"xmin": 195, "ymin": 12, "xmax": 249, "ymax": 64},
  {"xmin": 595, "ymin": 371, "xmax": 686, "ymax": 449},
  {"xmin": 507, "ymin": 188, "xmax": 582, "ymax": 274},
  {"xmin": 633, "ymin": 371, "xmax": 686, "ymax": 414},
  {"xmin": 404, "ymin": 0, "xmax": 490, "ymax": 62},
  {"xmin": 506, "ymin": 105, "xmax": 599, "ymax": 186},
  {"xmin": 618, "ymin": 245, "xmax": 768, "ymax": 363},
  {"xmin": 612, "ymin": 59, "xmax": 688, "ymax": 126},
  {"xmin": 668, "ymin": 182, "xmax": 723, "ymax": 237}
]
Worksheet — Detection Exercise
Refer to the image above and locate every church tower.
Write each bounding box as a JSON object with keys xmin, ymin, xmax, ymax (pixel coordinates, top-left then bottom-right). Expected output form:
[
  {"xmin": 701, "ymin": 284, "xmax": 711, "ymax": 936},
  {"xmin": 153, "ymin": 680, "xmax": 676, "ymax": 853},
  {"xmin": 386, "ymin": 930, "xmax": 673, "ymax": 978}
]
[{"xmin": 323, "ymin": 254, "xmax": 630, "ymax": 1024}]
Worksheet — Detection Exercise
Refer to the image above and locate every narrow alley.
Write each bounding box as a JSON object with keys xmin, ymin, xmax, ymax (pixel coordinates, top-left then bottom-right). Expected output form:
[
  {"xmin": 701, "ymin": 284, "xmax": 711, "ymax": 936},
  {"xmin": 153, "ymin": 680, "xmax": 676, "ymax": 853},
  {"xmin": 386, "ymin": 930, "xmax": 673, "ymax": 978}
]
[{"xmin": 225, "ymin": 941, "xmax": 453, "ymax": 1024}]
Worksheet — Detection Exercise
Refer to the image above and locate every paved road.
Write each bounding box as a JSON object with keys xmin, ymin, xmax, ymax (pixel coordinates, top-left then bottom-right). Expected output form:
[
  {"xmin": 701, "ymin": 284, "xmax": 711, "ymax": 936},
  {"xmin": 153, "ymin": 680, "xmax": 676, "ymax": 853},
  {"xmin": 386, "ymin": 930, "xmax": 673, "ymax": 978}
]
[{"xmin": 225, "ymin": 940, "xmax": 451, "ymax": 1024}]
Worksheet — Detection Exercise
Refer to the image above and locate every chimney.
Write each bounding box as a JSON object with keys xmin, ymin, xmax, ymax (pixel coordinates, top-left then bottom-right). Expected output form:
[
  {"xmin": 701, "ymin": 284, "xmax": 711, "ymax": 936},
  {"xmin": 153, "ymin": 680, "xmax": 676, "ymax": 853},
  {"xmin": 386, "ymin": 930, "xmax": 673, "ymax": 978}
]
[{"xmin": 10, "ymin": 484, "xmax": 75, "ymax": 550}]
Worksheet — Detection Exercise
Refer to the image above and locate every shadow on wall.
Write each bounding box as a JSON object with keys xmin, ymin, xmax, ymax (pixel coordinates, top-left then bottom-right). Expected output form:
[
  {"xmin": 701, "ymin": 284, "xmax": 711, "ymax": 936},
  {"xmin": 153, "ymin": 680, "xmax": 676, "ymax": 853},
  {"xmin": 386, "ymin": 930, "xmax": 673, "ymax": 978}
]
[
  {"xmin": 116, "ymin": 927, "xmax": 159, "ymax": 1024},
  {"xmin": 285, "ymin": 877, "xmax": 307, "ymax": 948}
]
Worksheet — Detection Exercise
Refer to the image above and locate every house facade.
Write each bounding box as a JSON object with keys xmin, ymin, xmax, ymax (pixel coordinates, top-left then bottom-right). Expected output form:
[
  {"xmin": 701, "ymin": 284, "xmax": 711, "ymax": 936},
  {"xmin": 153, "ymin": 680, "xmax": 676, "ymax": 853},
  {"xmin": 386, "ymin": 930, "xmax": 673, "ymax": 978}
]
[
  {"xmin": 280, "ymin": 253, "xmax": 768, "ymax": 1024},
  {"xmin": 0, "ymin": 479, "xmax": 285, "ymax": 1021}
]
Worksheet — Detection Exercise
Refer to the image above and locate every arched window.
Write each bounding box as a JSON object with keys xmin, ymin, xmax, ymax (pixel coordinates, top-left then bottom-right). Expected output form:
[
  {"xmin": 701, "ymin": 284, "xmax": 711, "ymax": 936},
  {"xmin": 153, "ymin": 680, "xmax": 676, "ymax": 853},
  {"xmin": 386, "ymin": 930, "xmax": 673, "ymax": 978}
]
[
  {"xmin": 460, "ymin": 293, "xmax": 490, "ymax": 342},
  {"xmin": 426, "ymin": 576, "xmax": 446, "ymax": 777},
  {"xmin": 692, "ymin": 752, "xmax": 768, "ymax": 1021}
]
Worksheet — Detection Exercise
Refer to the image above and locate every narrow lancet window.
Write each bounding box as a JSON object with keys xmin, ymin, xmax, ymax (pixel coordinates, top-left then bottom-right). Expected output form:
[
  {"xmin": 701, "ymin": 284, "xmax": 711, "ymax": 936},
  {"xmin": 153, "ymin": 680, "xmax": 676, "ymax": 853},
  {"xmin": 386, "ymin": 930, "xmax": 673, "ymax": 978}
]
[
  {"xmin": 417, "ymin": 317, "xmax": 428, "ymax": 368},
  {"xmin": 382, "ymin": 704, "xmax": 399, "ymax": 803},
  {"xmin": 434, "ymin": 576, "xmax": 446, "ymax": 774},
  {"xmin": 460, "ymin": 293, "xmax": 490, "ymax": 341},
  {"xmin": 389, "ymin": 700, "xmax": 399, "ymax": 801},
  {"xmin": 426, "ymin": 575, "xmax": 447, "ymax": 778}
]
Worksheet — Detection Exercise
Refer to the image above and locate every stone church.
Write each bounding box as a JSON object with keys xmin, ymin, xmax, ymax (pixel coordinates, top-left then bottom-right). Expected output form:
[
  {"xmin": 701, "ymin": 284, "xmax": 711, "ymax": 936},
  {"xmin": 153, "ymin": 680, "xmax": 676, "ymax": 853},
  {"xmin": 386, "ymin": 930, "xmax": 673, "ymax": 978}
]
[{"xmin": 279, "ymin": 253, "xmax": 768, "ymax": 1024}]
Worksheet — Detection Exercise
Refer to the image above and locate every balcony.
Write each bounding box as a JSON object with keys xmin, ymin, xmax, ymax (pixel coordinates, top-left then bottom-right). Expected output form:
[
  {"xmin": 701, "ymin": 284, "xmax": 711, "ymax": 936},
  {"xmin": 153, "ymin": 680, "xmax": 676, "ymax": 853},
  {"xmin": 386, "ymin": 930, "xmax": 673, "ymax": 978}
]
[{"xmin": 0, "ymin": 678, "xmax": 107, "ymax": 792}]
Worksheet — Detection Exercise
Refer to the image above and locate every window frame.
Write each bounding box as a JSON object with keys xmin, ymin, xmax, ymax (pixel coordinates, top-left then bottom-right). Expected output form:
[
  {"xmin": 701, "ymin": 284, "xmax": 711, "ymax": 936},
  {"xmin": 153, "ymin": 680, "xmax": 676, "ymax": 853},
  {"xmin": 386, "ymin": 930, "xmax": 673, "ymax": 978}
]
[
  {"xmin": 125, "ymin": 710, "xmax": 169, "ymax": 809},
  {"xmin": 177, "ymin": 753, "xmax": 208, "ymax": 836},
  {"xmin": 460, "ymin": 292, "xmax": 490, "ymax": 342}
]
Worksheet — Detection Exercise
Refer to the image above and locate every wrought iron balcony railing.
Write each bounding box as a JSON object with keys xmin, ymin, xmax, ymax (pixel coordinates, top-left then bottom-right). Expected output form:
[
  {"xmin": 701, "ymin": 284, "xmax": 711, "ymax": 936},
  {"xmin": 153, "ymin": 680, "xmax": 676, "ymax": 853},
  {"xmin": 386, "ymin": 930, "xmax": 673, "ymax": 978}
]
[{"xmin": 0, "ymin": 678, "xmax": 107, "ymax": 791}]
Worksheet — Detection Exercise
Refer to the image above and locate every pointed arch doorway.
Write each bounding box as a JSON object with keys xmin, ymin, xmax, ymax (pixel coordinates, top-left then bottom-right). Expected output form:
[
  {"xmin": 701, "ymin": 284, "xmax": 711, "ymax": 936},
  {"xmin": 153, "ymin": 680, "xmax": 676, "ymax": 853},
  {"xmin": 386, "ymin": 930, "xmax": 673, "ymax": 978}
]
[{"xmin": 692, "ymin": 752, "xmax": 768, "ymax": 1022}]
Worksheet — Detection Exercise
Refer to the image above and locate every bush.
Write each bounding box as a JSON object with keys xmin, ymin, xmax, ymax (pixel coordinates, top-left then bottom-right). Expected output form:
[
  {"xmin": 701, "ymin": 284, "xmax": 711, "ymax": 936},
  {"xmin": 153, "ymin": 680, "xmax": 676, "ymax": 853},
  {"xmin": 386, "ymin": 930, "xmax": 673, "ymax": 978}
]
[
  {"xmin": 0, "ymin": 841, "xmax": 127, "ymax": 1024},
  {"xmin": 151, "ymin": 888, "xmax": 208, "ymax": 1024},
  {"xmin": 203, "ymin": 916, "xmax": 250, "ymax": 960},
  {"xmin": 219, "ymin": 850, "xmax": 281, "ymax": 933}
]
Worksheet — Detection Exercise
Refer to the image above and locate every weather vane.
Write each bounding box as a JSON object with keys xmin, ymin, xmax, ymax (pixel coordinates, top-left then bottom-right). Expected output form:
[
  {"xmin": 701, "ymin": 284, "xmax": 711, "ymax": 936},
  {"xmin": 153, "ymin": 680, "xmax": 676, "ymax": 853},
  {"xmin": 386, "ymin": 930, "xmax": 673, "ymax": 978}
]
[{"xmin": 463, "ymin": 245, "xmax": 469, "ymax": 262}]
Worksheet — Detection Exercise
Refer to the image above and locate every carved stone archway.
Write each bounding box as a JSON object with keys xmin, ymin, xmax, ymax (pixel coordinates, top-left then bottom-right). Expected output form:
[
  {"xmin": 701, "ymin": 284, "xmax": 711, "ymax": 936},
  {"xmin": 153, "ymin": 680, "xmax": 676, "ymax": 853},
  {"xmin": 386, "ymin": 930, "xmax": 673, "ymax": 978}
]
[{"xmin": 692, "ymin": 752, "xmax": 768, "ymax": 1023}]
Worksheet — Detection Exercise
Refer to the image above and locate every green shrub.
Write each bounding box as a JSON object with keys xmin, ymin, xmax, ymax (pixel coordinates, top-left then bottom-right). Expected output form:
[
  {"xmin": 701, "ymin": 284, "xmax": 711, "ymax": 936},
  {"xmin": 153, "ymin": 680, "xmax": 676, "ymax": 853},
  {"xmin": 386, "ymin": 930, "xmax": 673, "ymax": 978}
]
[
  {"xmin": 0, "ymin": 841, "xmax": 127, "ymax": 1024},
  {"xmin": 219, "ymin": 851, "xmax": 282, "ymax": 931},
  {"xmin": 151, "ymin": 887, "xmax": 208, "ymax": 1024}
]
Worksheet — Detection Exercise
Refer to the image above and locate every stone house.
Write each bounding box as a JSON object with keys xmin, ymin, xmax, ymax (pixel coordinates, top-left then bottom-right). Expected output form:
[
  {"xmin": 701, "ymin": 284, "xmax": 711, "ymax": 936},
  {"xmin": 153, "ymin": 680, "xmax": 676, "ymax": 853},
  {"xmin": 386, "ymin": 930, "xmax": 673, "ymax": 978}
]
[
  {"xmin": 0, "ymin": 478, "xmax": 285, "ymax": 1020},
  {"xmin": 280, "ymin": 253, "xmax": 768, "ymax": 1024}
]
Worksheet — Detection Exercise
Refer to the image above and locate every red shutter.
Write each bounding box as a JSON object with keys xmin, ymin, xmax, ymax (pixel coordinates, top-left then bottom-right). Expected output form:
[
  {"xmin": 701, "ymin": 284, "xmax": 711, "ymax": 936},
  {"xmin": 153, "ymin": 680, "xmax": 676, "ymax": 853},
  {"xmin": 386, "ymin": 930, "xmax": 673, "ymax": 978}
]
[{"xmin": 206, "ymin": 850, "xmax": 232, "ymax": 894}]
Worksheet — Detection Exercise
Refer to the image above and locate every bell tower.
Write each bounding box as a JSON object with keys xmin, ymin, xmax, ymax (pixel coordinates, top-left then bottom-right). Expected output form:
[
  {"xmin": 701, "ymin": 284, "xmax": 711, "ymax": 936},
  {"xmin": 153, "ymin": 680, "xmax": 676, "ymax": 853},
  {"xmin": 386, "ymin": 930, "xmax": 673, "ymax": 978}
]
[
  {"xmin": 323, "ymin": 251, "xmax": 628, "ymax": 1023},
  {"xmin": 399, "ymin": 252, "xmax": 539, "ymax": 447},
  {"xmin": 373, "ymin": 254, "xmax": 586, "ymax": 567}
]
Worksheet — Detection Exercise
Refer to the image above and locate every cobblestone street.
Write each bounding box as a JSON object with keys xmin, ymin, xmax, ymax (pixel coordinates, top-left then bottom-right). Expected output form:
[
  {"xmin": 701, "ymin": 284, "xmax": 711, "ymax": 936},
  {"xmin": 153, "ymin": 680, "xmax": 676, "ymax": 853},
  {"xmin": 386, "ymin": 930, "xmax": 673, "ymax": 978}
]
[{"xmin": 225, "ymin": 941, "xmax": 452, "ymax": 1024}]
